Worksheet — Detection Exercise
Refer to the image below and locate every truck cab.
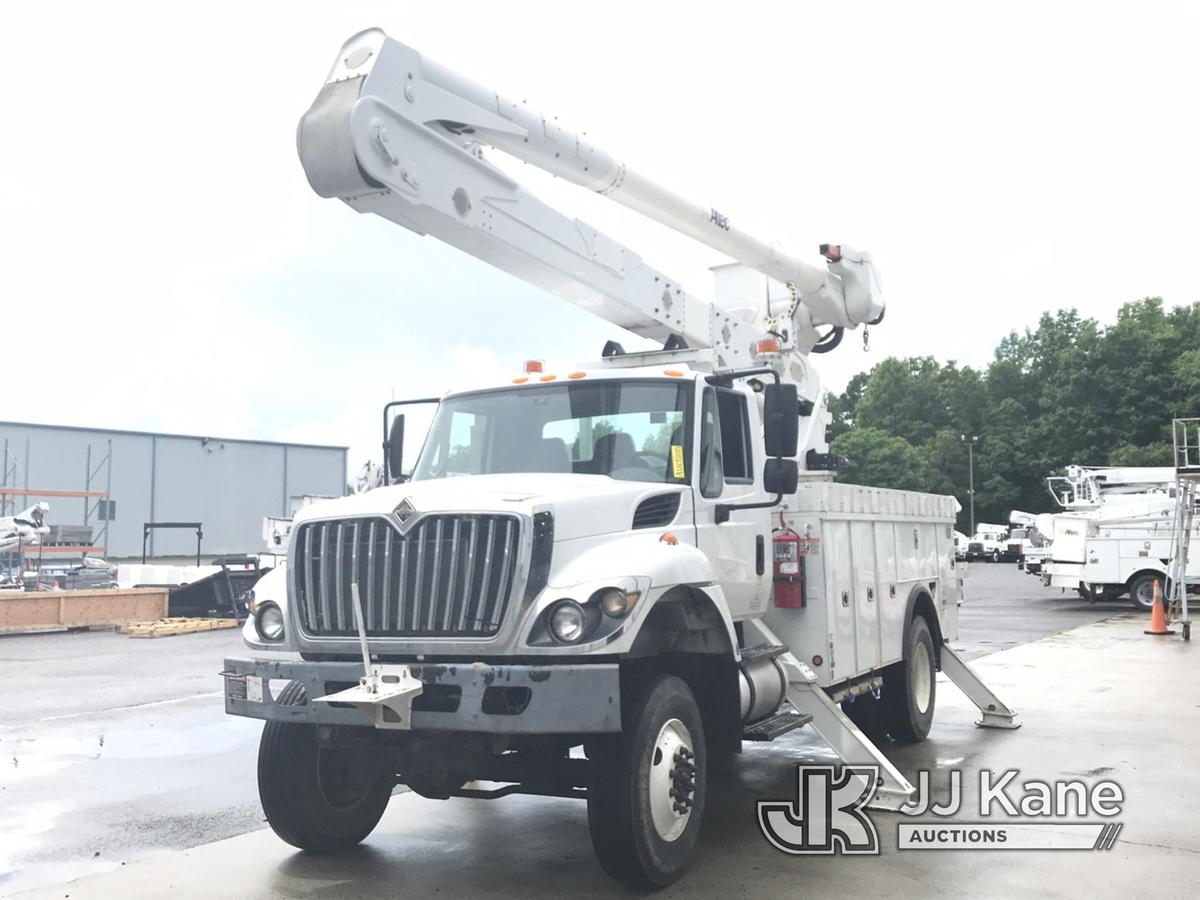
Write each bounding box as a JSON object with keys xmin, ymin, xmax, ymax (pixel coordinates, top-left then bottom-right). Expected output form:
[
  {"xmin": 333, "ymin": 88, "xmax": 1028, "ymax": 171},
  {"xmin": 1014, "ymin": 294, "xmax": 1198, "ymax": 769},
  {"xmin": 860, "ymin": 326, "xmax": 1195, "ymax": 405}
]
[
  {"xmin": 225, "ymin": 359, "xmax": 996, "ymax": 887},
  {"xmin": 965, "ymin": 524, "xmax": 1008, "ymax": 562}
]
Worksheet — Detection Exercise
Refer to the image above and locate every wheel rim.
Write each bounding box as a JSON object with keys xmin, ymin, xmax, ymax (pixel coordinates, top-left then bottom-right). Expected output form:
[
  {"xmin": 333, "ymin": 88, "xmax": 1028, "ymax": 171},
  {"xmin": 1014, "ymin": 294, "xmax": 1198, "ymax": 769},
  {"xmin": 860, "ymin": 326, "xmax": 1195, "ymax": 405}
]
[
  {"xmin": 316, "ymin": 746, "xmax": 373, "ymax": 811},
  {"xmin": 648, "ymin": 717, "xmax": 695, "ymax": 842},
  {"xmin": 1134, "ymin": 579, "xmax": 1155, "ymax": 609},
  {"xmin": 912, "ymin": 642, "xmax": 932, "ymax": 715}
]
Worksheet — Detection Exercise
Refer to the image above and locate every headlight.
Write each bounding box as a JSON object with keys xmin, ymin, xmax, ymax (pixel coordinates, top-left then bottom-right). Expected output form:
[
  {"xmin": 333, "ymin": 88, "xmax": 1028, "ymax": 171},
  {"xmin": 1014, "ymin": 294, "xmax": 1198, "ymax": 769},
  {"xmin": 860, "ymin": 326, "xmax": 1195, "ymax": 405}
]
[
  {"xmin": 254, "ymin": 602, "xmax": 285, "ymax": 642},
  {"xmin": 549, "ymin": 600, "xmax": 587, "ymax": 644},
  {"xmin": 595, "ymin": 586, "xmax": 639, "ymax": 618}
]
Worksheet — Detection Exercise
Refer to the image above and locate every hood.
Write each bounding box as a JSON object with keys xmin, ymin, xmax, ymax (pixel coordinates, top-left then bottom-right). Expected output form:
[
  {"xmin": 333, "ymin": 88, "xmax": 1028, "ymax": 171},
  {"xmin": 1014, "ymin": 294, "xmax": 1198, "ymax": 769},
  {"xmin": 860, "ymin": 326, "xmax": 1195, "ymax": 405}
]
[{"xmin": 293, "ymin": 473, "xmax": 687, "ymax": 541}]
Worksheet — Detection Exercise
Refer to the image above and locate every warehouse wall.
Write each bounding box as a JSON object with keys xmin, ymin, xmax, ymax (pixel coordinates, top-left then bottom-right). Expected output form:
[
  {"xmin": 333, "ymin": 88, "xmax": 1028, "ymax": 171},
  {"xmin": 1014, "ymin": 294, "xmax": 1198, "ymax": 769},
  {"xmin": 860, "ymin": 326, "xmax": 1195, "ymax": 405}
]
[{"xmin": 0, "ymin": 422, "xmax": 346, "ymax": 558}]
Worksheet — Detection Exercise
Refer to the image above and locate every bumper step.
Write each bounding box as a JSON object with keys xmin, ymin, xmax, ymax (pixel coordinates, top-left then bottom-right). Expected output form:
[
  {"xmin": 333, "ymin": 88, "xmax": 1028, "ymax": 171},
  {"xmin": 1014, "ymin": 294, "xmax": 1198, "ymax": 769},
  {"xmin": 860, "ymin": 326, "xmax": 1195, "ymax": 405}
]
[
  {"xmin": 740, "ymin": 643, "xmax": 788, "ymax": 663},
  {"xmin": 743, "ymin": 709, "xmax": 812, "ymax": 742}
]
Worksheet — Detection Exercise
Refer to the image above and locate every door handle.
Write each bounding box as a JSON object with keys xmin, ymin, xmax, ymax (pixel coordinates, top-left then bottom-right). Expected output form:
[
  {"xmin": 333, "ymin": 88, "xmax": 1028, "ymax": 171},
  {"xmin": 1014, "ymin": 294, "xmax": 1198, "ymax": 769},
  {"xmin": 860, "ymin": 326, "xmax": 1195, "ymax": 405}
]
[{"xmin": 755, "ymin": 535, "xmax": 765, "ymax": 576}]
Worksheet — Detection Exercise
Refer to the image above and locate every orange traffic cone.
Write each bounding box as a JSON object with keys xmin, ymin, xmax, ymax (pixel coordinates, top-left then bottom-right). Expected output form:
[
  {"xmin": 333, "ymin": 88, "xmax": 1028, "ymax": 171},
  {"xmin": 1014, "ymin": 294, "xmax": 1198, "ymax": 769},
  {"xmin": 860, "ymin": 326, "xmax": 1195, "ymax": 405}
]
[{"xmin": 1145, "ymin": 579, "xmax": 1176, "ymax": 635}]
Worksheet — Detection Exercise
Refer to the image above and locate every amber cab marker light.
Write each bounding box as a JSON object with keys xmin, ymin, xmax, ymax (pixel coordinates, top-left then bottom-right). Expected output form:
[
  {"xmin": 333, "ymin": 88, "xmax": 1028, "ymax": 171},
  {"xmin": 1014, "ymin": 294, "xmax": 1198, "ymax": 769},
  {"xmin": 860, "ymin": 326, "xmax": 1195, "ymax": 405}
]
[
  {"xmin": 568, "ymin": 371, "xmax": 587, "ymax": 379},
  {"xmin": 512, "ymin": 376, "xmax": 529, "ymax": 384},
  {"xmin": 659, "ymin": 532, "xmax": 679, "ymax": 545},
  {"xmin": 663, "ymin": 369, "xmax": 684, "ymax": 377},
  {"xmin": 539, "ymin": 374, "xmax": 557, "ymax": 382}
]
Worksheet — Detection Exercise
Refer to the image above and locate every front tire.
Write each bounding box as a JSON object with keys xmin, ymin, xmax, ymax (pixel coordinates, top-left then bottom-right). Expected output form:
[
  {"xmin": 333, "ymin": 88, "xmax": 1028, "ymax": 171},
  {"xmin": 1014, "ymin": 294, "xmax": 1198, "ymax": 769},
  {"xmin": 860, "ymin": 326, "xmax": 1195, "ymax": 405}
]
[
  {"xmin": 587, "ymin": 674, "xmax": 706, "ymax": 890},
  {"xmin": 258, "ymin": 681, "xmax": 393, "ymax": 853},
  {"xmin": 882, "ymin": 615, "xmax": 936, "ymax": 743}
]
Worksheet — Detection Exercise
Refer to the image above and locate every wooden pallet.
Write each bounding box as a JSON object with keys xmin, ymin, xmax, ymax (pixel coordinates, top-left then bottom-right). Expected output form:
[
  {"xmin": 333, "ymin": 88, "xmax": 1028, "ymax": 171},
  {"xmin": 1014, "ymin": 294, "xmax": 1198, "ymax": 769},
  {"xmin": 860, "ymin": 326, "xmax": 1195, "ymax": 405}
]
[{"xmin": 121, "ymin": 617, "xmax": 240, "ymax": 638}]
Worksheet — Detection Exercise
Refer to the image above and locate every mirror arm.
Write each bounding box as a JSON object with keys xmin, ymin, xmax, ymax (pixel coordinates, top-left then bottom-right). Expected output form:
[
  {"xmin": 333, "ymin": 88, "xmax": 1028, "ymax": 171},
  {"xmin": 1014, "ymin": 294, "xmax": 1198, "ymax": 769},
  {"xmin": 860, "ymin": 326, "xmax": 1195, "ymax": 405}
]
[
  {"xmin": 715, "ymin": 494, "xmax": 784, "ymax": 525},
  {"xmin": 705, "ymin": 366, "xmax": 780, "ymax": 387}
]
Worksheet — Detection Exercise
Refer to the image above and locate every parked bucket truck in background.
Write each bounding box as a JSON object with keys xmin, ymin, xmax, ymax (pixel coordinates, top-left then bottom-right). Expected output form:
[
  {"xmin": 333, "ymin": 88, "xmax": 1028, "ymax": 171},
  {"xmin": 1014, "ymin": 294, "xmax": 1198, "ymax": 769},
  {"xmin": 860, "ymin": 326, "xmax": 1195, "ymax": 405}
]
[
  {"xmin": 222, "ymin": 29, "xmax": 1018, "ymax": 889},
  {"xmin": 1039, "ymin": 466, "xmax": 1177, "ymax": 606}
]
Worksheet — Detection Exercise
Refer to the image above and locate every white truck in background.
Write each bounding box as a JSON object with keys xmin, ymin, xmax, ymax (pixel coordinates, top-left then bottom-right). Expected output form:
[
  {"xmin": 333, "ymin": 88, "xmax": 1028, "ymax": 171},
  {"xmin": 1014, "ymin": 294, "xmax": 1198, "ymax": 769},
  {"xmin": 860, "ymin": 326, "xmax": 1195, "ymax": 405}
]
[
  {"xmin": 1006, "ymin": 510, "xmax": 1047, "ymax": 569},
  {"xmin": 964, "ymin": 523, "xmax": 1009, "ymax": 562},
  {"xmin": 222, "ymin": 29, "xmax": 1018, "ymax": 889},
  {"xmin": 1020, "ymin": 512, "xmax": 1057, "ymax": 575},
  {"xmin": 1043, "ymin": 493, "xmax": 1194, "ymax": 609},
  {"xmin": 1039, "ymin": 466, "xmax": 1178, "ymax": 607},
  {"xmin": 953, "ymin": 529, "xmax": 969, "ymax": 561}
]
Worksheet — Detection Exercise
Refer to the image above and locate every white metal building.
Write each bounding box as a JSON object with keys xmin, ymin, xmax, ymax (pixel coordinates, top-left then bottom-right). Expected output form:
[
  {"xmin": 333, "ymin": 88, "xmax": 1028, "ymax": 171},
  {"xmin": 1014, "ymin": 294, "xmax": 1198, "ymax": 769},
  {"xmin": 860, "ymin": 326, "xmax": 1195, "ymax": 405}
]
[{"xmin": 0, "ymin": 421, "xmax": 347, "ymax": 559}]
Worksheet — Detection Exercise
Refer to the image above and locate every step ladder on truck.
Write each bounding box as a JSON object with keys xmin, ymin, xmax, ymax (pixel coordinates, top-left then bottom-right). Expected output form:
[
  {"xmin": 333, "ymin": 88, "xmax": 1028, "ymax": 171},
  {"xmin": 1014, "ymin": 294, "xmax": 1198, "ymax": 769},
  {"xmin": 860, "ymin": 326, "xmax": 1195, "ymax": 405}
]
[
  {"xmin": 1164, "ymin": 418, "xmax": 1198, "ymax": 641},
  {"xmin": 222, "ymin": 29, "xmax": 1019, "ymax": 889}
]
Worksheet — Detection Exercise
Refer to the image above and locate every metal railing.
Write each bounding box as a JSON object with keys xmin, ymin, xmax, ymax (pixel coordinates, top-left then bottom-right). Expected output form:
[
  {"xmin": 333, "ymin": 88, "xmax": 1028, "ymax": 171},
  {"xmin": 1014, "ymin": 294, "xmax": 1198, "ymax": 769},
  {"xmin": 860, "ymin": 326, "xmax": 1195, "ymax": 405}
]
[{"xmin": 1172, "ymin": 418, "xmax": 1200, "ymax": 472}]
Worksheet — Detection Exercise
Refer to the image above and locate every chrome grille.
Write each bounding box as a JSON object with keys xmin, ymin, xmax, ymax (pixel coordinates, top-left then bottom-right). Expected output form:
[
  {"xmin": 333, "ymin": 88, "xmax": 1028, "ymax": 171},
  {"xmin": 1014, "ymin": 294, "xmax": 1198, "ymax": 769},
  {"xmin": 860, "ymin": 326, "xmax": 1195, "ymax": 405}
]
[{"xmin": 294, "ymin": 514, "xmax": 521, "ymax": 637}]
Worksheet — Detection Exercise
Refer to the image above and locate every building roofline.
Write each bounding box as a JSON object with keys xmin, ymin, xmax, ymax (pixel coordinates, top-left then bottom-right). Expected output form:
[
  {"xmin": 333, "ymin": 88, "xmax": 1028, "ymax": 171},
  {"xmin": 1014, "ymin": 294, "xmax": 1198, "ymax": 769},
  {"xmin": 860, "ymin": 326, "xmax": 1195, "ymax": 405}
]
[{"xmin": 0, "ymin": 420, "xmax": 348, "ymax": 453}]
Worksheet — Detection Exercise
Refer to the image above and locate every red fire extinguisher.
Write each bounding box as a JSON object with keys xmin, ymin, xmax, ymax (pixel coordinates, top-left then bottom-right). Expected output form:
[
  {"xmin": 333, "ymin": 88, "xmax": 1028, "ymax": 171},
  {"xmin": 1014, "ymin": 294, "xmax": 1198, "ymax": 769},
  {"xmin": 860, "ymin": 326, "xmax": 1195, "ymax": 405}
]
[{"xmin": 773, "ymin": 526, "xmax": 805, "ymax": 608}]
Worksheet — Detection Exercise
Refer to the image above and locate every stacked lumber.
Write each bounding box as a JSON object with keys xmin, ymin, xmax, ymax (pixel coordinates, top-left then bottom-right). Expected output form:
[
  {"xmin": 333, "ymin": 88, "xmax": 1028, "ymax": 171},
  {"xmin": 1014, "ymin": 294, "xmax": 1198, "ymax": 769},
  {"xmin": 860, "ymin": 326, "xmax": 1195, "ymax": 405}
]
[{"xmin": 120, "ymin": 617, "xmax": 240, "ymax": 638}]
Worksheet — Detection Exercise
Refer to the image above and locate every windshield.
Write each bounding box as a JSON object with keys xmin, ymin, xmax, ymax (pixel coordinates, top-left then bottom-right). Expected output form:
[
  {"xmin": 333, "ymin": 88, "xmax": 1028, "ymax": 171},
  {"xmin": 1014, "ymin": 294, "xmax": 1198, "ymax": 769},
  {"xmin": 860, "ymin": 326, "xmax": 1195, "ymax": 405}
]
[{"xmin": 411, "ymin": 380, "xmax": 691, "ymax": 484}]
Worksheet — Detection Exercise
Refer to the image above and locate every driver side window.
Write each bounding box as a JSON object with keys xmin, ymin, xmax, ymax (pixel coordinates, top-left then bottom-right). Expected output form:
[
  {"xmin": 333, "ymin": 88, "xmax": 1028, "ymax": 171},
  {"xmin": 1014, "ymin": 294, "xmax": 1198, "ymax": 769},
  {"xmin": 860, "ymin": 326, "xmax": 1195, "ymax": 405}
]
[{"xmin": 699, "ymin": 389, "xmax": 724, "ymax": 498}]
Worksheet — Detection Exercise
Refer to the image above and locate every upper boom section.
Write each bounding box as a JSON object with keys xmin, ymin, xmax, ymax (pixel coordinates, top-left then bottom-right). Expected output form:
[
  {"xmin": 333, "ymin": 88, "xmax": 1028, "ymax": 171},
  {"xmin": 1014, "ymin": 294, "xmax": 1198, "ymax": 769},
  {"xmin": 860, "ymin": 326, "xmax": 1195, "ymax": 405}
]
[{"xmin": 298, "ymin": 28, "xmax": 884, "ymax": 370}]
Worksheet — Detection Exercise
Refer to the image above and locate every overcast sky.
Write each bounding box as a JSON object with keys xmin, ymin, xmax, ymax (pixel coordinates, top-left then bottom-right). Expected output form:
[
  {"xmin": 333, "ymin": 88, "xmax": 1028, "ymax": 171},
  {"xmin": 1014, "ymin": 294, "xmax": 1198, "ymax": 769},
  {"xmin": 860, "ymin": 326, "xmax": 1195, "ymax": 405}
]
[{"xmin": 2, "ymin": 2, "xmax": 1197, "ymax": 474}]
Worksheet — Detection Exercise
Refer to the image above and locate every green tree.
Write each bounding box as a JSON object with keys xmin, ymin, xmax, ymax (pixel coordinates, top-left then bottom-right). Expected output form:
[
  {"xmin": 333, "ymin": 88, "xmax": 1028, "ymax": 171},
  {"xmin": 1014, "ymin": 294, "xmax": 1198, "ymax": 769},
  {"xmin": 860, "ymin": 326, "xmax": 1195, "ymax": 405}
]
[
  {"xmin": 830, "ymin": 428, "xmax": 931, "ymax": 492},
  {"xmin": 825, "ymin": 297, "xmax": 1200, "ymax": 525},
  {"xmin": 1107, "ymin": 442, "xmax": 1173, "ymax": 467},
  {"xmin": 827, "ymin": 370, "xmax": 869, "ymax": 440}
]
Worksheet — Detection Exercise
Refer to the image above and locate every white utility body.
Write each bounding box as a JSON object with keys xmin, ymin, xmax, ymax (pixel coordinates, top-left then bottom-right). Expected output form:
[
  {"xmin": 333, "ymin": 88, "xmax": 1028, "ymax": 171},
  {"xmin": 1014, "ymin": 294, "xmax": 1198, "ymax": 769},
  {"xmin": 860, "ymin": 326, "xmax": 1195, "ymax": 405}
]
[
  {"xmin": 1038, "ymin": 466, "xmax": 1179, "ymax": 608},
  {"xmin": 224, "ymin": 29, "xmax": 1016, "ymax": 889}
]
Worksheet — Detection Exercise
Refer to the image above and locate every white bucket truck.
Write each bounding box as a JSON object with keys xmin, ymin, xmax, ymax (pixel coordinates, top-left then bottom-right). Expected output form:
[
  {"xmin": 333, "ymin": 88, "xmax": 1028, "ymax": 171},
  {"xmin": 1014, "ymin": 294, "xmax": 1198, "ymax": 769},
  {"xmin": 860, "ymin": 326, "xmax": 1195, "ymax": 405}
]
[
  {"xmin": 222, "ymin": 30, "xmax": 1018, "ymax": 888},
  {"xmin": 1040, "ymin": 466, "xmax": 1177, "ymax": 606}
]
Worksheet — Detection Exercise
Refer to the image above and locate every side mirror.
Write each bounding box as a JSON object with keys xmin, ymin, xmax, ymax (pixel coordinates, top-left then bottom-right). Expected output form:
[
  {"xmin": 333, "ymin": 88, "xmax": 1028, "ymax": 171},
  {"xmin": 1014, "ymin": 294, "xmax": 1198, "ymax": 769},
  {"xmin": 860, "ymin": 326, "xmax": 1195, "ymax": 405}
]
[
  {"xmin": 763, "ymin": 383, "xmax": 799, "ymax": 458},
  {"xmin": 763, "ymin": 458, "xmax": 799, "ymax": 495},
  {"xmin": 386, "ymin": 415, "xmax": 406, "ymax": 481}
]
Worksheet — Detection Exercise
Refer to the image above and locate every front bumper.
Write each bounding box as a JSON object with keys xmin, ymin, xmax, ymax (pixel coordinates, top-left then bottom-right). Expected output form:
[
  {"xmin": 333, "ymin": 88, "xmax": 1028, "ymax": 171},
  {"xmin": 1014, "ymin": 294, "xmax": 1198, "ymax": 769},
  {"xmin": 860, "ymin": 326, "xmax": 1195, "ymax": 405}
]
[{"xmin": 222, "ymin": 657, "xmax": 621, "ymax": 734}]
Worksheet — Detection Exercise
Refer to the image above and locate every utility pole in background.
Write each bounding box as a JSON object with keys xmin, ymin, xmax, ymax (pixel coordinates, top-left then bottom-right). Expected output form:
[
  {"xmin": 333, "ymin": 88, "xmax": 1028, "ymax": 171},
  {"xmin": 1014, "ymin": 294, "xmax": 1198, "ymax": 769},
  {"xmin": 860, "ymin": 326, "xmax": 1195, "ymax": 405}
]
[{"xmin": 961, "ymin": 434, "xmax": 979, "ymax": 534}]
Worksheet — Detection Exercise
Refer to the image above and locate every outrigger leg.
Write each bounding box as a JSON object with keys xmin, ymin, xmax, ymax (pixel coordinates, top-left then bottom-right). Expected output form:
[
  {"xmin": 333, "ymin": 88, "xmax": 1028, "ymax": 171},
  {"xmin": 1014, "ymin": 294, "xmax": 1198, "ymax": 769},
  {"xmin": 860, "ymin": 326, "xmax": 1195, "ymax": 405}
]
[{"xmin": 938, "ymin": 643, "xmax": 1021, "ymax": 730}]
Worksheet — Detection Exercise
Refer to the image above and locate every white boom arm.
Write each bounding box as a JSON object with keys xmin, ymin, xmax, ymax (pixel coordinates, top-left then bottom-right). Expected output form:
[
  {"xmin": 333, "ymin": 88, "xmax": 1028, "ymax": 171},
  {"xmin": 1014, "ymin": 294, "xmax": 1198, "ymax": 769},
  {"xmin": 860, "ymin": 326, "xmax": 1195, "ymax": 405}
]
[{"xmin": 298, "ymin": 29, "xmax": 884, "ymax": 374}]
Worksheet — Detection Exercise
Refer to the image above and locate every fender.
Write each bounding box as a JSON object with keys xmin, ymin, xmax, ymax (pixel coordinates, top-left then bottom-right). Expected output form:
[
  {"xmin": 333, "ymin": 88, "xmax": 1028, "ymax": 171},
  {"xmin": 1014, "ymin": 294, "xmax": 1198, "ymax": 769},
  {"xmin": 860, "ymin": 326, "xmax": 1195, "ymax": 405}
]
[
  {"xmin": 539, "ymin": 532, "xmax": 738, "ymax": 658},
  {"xmin": 901, "ymin": 584, "xmax": 944, "ymax": 668}
]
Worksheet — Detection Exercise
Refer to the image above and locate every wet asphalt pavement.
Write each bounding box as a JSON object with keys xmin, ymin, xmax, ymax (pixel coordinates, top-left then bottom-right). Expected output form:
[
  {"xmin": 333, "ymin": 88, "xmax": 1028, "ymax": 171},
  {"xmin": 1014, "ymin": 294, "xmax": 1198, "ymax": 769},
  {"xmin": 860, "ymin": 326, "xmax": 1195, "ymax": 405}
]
[{"xmin": 0, "ymin": 563, "xmax": 1122, "ymax": 896}]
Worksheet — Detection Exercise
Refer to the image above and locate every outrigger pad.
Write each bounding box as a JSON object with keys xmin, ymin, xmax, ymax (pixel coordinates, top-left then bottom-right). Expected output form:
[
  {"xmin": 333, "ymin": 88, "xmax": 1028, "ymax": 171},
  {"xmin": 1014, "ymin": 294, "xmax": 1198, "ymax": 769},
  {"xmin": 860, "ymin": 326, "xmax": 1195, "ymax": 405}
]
[{"xmin": 313, "ymin": 665, "xmax": 424, "ymax": 730}]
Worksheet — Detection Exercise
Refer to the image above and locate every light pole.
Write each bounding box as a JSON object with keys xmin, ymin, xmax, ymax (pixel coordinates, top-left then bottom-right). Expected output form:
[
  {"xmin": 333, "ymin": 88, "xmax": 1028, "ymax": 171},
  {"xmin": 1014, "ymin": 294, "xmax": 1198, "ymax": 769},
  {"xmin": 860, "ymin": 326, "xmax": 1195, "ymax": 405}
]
[{"xmin": 961, "ymin": 434, "xmax": 978, "ymax": 535}]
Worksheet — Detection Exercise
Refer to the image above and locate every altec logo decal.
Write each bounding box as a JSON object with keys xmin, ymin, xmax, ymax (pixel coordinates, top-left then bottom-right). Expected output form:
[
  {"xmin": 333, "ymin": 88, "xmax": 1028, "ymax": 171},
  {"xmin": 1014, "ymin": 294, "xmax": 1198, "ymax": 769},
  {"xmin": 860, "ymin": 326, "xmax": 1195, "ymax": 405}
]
[{"xmin": 758, "ymin": 766, "xmax": 1125, "ymax": 854}]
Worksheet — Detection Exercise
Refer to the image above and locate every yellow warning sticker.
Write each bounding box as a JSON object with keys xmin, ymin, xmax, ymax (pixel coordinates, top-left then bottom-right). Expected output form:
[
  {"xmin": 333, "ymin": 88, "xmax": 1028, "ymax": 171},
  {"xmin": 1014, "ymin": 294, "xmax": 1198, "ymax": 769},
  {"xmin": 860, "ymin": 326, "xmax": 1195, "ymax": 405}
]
[{"xmin": 670, "ymin": 445, "xmax": 685, "ymax": 479}]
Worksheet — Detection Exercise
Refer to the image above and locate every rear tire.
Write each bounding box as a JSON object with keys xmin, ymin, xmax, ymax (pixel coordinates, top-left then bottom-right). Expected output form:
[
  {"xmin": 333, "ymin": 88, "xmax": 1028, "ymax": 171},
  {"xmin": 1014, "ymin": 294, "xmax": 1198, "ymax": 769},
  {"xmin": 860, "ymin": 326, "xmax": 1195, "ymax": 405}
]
[
  {"xmin": 841, "ymin": 692, "xmax": 887, "ymax": 742},
  {"xmin": 1128, "ymin": 573, "xmax": 1161, "ymax": 612},
  {"xmin": 882, "ymin": 615, "xmax": 936, "ymax": 743},
  {"xmin": 587, "ymin": 674, "xmax": 706, "ymax": 889},
  {"xmin": 258, "ymin": 681, "xmax": 393, "ymax": 853}
]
